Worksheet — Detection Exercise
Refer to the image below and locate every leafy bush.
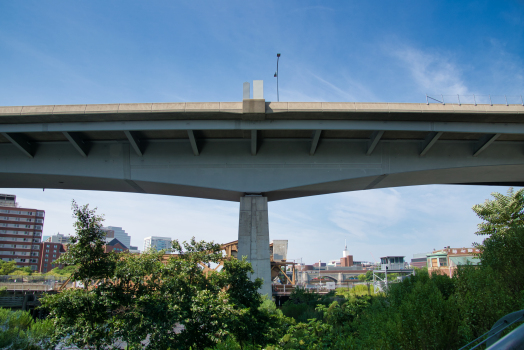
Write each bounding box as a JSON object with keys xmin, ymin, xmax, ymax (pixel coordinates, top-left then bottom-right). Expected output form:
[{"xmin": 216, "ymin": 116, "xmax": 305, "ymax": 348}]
[{"xmin": 0, "ymin": 308, "xmax": 53, "ymax": 349}]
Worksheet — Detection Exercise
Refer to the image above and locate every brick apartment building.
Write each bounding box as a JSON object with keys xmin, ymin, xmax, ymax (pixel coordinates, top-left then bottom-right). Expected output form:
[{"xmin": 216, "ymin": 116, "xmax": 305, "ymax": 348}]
[
  {"xmin": 39, "ymin": 241, "xmax": 67, "ymax": 273},
  {"xmin": 0, "ymin": 194, "xmax": 45, "ymax": 272},
  {"xmin": 104, "ymin": 238, "xmax": 129, "ymax": 253}
]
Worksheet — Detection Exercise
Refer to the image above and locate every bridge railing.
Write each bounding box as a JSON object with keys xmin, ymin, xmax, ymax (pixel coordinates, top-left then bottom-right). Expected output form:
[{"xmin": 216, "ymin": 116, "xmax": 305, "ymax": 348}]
[
  {"xmin": 426, "ymin": 94, "xmax": 524, "ymax": 106},
  {"xmin": 0, "ymin": 275, "xmax": 70, "ymax": 291},
  {"xmin": 459, "ymin": 309, "xmax": 524, "ymax": 349}
]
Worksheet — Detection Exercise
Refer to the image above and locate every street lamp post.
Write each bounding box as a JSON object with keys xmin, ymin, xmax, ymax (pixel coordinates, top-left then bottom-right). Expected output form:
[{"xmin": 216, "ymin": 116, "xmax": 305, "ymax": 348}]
[{"xmin": 274, "ymin": 53, "xmax": 281, "ymax": 102}]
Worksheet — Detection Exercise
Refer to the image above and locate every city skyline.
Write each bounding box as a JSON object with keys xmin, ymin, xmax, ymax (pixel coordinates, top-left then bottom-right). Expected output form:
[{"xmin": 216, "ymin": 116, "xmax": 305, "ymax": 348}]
[
  {"xmin": 1, "ymin": 1, "xmax": 522, "ymax": 264},
  {"xmin": 0, "ymin": 185, "xmax": 513, "ymax": 265}
]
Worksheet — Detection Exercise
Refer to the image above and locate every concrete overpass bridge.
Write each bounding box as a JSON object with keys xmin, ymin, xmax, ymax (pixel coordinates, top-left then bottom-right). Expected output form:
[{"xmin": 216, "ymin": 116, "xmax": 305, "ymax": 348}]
[{"xmin": 1, "ymin": 98, "xmax": 524, "ymax": 295}]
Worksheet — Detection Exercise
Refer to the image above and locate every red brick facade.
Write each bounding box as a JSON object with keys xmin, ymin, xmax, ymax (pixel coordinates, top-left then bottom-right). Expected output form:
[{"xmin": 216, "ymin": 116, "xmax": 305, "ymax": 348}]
[{"xmin": 39, "ymin": 241, "xmax": 66, "ymax": 273}]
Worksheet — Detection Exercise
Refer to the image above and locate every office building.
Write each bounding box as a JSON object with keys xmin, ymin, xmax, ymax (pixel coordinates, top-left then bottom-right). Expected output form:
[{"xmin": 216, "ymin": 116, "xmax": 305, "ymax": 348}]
[
  {"xmin": 102, "ymin": 226, "xmax": 131, "ymax": 249},
  {"xmin": 45, "ymin": 233, "xmax": 71, "ymax": 244},
  {"xmin": 144, "ymin": 236, "xmax": 172, "ymax": 251},
  {"xmin": 0, "ymin": 194, "xmax": 44, "ymax": 271}
]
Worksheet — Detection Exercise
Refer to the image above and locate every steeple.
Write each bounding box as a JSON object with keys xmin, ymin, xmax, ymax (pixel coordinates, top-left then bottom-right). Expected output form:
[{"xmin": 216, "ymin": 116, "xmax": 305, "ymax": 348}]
[{"xmin": 343, "ymin": 239, "xmax": 349, "ymax": 258}]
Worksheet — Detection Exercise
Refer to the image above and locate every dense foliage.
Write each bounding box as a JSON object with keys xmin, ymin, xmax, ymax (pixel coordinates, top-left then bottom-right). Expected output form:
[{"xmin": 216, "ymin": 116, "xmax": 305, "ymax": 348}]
[
  {"xmin": 0, "ymin": 308, "xmax": 52, "ymax": 349},
  {"xmin": 39, "ymin": 201, "xmax": 281, "ymax": 350}
]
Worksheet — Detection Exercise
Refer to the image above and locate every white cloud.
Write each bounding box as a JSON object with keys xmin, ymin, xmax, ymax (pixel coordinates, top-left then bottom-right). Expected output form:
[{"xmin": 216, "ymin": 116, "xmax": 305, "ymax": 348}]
[
  {"xmin": 389, "ymin": 46, "xmax": 470, "ymax": 96},
  {"xmin": 328, "ymin": 189, "xmax": 406, "ymax": 240}
]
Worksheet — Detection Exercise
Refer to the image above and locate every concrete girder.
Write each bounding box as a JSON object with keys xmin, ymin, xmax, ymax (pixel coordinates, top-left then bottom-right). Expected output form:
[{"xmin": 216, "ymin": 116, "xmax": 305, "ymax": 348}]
[
  {"xmin": 309, "ymin": 130, "xmax": 322, "ymax": 155},
  {"xmin": 187, "ymin": 130, "xmax": 200, "ymax": 156},
  {"xmin": 474, "ymin": 134, "xmax": 501, "ymax": 157},
  {"xmin": 1, "ymin": 133, "xmax": 34, "ymax": 158},
  {"xmin": 63, "ymin": 132, "xmax": 89, "ymax": 157},
  {"xmin": 2, "ymin": 138, "xmax": 524, "ymax": 202},
  {"xmin": 251, "ymin": 130, "xmax": 257, "ymax": 155},
  {"xmin": 124, "ymin": 131, "xmax": 143, "ymax": 156},
  {"xmin": 420, "ymin": 132, "xmax": 443, "ymax": 157},
  {"xmin": 367, "ymin": 131, "xmax": 384, "ymax": 155},
  {"xmin": 4, "ymin": 119, "xmax": 524, "ymax": 135}
]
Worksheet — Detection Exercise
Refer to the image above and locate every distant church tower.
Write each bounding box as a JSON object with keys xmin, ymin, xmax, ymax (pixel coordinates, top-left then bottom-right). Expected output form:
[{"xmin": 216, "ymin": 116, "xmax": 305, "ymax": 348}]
[{"xmin": 342, "ymin": 239, "xmax": 349, "ymax": 258}]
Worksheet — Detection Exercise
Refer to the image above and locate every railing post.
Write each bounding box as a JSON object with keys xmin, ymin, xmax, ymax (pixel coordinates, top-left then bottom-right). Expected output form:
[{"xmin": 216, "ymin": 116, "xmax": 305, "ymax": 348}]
[
  {"xmin": 426, "ymin": 94, "xmax": 429, "ymax": 105},
  {"xmin": 489, "ymin": 94, "xmax": 493, "ymax": 106},
  {"xmin": 442, "ymin": 95, "xmax": 445, "ymax": 105},
  {"xmin": 473, "ymin": 94, "xmax": 477, "ymax": 106},
  {"xmin": 505, "ymin": 95, "xmax": 509, "ymax": 106},
  {"xmin": 457, "ymin": 94, "xmax": 461, "ymax": 106}
]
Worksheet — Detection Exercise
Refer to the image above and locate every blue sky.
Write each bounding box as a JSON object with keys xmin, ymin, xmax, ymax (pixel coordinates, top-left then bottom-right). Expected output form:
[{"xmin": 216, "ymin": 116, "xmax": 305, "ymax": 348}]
[{"xmin": 1, "ymin": 1, "xmax": 523, "ymax": 263}]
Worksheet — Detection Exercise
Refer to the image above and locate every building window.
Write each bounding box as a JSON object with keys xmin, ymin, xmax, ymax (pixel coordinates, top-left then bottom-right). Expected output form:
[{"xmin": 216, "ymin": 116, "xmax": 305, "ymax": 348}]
[
  {"xmin": 30, "ymin": 259, "xmax": 38, "ymax": 263},
  {"xmin": 439, "ymin": 258, "xmax": 447, "ymax": 267}
]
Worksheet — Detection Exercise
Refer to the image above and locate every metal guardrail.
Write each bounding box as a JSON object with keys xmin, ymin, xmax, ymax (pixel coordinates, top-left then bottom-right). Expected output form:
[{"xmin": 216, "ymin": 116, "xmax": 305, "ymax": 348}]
[
  {"xmin": 426, "ymin": 94, "xmax": 524, "ymax": 106},
  {"xmin": 0, "ymin": 275, "xmax": 70, "ymax": 291},
  {"xmin": 459, "ymin": 309, "xmax": 524, "ymax": 350}
]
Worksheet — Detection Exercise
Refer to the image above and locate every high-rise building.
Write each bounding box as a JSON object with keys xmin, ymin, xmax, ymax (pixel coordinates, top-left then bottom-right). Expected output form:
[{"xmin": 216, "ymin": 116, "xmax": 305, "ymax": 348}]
[
  {"xmin": 102, "ymin": 226, "xmax": 131, "ymax": 249},
  {"xmin": 0, "ymin": 194, "xmax": 44, "ymax": 272},
  {"xmin": 144, "ymin": 236, "xmax": 172, "ymax": 252}
]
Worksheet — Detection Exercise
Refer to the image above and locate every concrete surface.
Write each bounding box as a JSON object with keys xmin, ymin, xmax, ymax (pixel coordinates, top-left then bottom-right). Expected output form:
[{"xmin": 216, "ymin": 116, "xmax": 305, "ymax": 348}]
[{"xmin": 237, "ymin": 196, "xmax": 272, "ymax": 296}]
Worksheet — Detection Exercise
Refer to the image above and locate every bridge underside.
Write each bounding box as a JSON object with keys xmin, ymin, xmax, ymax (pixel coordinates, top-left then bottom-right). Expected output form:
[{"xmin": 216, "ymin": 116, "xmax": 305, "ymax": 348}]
[
  {"xmin": 2, "ymin": 101, "xmax": 524, "ymax": 296},
  {"xmin": 1, "ymin": 139, "xmax": 524, "ymax": 201}
]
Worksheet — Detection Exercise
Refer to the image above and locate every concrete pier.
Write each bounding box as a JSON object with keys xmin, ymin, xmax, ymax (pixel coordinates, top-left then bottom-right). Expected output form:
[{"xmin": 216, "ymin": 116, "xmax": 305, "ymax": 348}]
[{"xmin": 237, "ymin": 196, "xmax": 272, "ymax": 297}]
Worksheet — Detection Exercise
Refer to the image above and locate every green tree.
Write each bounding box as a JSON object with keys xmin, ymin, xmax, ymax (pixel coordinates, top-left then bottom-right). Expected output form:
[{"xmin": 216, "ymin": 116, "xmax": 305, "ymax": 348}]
[
  {"xmin": 472, "ymin": 188, "xmax": 524, "ymax": 294},
  {"xmin": 472, "ymin": 187, "xmax": 524, "ymax": 236},
  {"xmin": 0, "ymin": 308, "xmax": 53, "ymax": 349},
  {"xmin": 41, "ymin": 201, "xmax": 278, "ymax": 350},
  {"xmin": 0, "ymin": 260, "xmax": 17, "ymax": 275}
]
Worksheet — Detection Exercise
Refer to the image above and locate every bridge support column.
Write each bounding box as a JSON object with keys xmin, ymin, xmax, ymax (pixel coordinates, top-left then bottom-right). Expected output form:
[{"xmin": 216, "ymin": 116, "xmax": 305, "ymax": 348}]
[{"xmin": 238, "ymin": 195, "xmax": 272, "ymax": 297}]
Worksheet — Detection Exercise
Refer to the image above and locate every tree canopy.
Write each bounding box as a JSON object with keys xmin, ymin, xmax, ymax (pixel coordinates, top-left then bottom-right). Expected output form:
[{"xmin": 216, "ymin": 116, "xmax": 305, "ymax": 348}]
[{"xmin": 40, "ymin": 201, "xmax": 280, "ymax": 350}]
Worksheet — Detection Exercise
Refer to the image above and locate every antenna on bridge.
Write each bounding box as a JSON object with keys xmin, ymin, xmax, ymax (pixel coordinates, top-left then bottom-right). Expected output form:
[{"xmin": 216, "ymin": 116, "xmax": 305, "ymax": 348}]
[{"xmin": 274, "ymin": 53, "xmax": 281, "ymax": 102}]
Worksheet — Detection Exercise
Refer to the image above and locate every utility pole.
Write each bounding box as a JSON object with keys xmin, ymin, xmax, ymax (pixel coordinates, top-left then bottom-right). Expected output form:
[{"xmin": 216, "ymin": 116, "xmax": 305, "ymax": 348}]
[{"xmin": 274, "ymin": 53, "xmax": 281, "ymax": 102}]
